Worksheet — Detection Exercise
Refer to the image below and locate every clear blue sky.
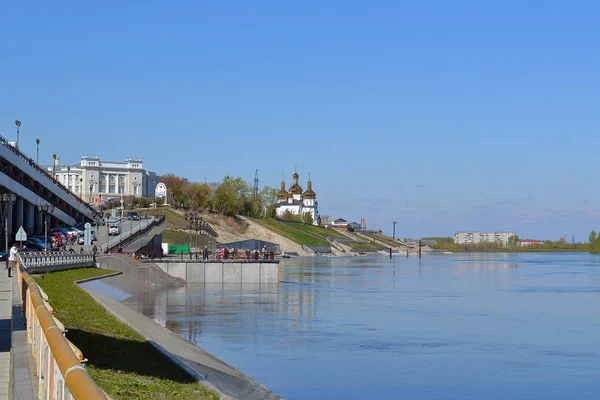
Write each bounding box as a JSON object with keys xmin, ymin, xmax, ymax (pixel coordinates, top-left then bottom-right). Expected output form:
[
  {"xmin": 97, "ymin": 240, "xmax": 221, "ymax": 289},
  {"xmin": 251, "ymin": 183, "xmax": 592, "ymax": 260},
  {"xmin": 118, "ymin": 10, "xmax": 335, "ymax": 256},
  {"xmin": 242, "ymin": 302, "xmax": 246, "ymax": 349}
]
[{"xmin": 2, "ymin": 1, "xmax": 599, "ymax": 240}]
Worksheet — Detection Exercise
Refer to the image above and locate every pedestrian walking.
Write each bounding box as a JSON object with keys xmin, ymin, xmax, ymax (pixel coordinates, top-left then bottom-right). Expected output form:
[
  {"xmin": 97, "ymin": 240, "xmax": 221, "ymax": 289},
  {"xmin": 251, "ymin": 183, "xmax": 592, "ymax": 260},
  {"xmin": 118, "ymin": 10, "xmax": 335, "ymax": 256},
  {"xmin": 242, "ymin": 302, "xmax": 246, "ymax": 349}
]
[{"xmin": 8, "ymin": 243, "xmax": 18, "ymax": 277}]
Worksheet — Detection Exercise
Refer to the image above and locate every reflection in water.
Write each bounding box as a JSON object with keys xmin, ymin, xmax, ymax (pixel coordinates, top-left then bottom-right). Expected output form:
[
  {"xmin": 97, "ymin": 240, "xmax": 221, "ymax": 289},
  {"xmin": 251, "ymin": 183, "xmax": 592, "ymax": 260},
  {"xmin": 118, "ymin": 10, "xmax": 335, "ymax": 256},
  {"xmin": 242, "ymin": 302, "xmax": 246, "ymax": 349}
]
[{"xmin": 117, "ymin": 254, "xmax": 599, "ymax": 400}]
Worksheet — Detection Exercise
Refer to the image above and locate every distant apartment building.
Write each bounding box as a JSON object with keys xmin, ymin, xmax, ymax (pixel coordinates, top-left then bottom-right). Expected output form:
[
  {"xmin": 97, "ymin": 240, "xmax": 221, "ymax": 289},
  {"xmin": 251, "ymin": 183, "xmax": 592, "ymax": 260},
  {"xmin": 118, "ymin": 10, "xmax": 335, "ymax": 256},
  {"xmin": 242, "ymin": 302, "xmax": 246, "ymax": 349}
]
[
  {"xmin": 454, "ymin": 231, "xmax": 515, "ymax": 246},
  {"xmin": 47, "ymin": 155, "xmax": 158, "ymax": 201}
]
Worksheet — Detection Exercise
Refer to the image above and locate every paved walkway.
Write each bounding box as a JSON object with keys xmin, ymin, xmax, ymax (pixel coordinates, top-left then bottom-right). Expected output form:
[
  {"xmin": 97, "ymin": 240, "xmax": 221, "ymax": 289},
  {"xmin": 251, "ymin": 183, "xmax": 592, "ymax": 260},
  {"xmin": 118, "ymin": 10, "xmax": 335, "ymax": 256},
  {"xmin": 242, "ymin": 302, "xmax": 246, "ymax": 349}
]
[{"xmin": 0, "ymin": 268, "xmax": 13, "ymax": 399}]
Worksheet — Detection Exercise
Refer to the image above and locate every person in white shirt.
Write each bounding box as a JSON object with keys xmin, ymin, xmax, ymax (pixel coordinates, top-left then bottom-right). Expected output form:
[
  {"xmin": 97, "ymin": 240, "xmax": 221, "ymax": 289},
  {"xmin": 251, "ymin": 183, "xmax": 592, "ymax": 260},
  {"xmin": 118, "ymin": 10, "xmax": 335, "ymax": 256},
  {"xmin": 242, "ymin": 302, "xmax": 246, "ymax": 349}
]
[{"xmin": 8, "ymin": 243, "xmax": 18, "ymax": 277}]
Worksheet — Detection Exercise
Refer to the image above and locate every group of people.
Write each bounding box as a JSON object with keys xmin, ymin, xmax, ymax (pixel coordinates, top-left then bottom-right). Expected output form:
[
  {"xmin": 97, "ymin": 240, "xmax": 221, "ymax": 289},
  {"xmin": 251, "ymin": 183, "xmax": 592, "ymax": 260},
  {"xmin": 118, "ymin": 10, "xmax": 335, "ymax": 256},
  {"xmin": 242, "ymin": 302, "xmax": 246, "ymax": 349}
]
[
  {"xmin": 214, "ymin": 247, "xmax": 239, "ymax": 260},
  {"xmin": 200, "ymin": 245, "xmax": 273, "ymax": 261}
]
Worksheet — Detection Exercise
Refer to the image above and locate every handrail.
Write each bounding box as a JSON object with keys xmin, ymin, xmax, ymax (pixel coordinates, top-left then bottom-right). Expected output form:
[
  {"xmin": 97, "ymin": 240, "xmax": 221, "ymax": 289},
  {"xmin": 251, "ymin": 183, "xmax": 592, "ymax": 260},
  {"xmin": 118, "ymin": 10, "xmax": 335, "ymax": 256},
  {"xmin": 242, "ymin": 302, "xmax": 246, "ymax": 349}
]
[
  {"xmin": 17, "ymin": 256, "xmax": 109, "ymax": 399},
  {"xmin": 104, "ymin": 216, "xmax": 165, "ymax": 253},
  {"xmin": 0, "ymin": 133, "xmax": 99, "ymax": 216}
]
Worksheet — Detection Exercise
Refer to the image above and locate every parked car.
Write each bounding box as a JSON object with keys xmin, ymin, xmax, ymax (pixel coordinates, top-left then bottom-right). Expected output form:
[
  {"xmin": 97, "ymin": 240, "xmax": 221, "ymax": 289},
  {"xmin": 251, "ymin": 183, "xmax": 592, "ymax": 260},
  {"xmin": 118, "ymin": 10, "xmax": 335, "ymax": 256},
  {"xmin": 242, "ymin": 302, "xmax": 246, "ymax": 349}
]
[
  {"xmin": 77, "ymin": 230, "xmax": 98, "ymax": 245},
  {"xmin": 66, "ymin": 227, "xmax": 82, "ymax": 237},
  {"xmin": 126, "ymin": 211, "xmax": 141, "ymax": 221},
  {"xmin": 50, "ymin": 232, "xmax": 63, "ymax": 246},
  {"xmin": 51, "ymin": 228, "xmax": 71, "ymax": 241},
  {"xmin": 26, "ymin": 238, "xmax": 51, "ymax": 251},
  {"xmin": 108, "ymin": 224, "xmax": 121, "ymax": 236}
]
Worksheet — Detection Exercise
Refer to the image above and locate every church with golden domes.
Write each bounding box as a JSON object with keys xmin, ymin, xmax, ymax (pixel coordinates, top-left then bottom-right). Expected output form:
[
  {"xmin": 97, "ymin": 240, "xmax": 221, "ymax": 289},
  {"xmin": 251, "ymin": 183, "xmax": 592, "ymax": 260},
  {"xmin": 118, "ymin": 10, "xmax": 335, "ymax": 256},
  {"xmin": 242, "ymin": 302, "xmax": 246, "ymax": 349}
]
[{"xmin": 275, "ymin": 169, "xmax": 320, "ymax": 225}]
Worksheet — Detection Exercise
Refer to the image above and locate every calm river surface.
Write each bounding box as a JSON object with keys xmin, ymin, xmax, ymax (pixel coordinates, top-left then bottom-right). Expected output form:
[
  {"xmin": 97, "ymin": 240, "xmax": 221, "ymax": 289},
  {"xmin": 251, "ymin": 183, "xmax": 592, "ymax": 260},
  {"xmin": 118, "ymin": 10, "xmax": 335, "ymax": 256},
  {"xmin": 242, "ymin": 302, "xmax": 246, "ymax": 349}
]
[{"xmin": 119, "ymin": 253, "xmax": 599, "ymax": 399}]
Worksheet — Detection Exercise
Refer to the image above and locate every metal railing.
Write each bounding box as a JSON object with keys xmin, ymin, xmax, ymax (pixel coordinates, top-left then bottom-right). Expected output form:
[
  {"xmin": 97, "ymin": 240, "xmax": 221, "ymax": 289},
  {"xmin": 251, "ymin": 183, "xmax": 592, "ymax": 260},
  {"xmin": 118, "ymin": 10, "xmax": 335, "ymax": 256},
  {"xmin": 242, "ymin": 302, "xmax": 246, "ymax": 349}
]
[
  {"xmin": 0, "ymin": 133, "xmax": 99, "ymax": 216},
  {"xmin": 19, "ymin": 252, "xmax": 95, "ymax": 268},
  {"xmin": 17, "ymin": 256, "xmax": 110, "ymax": 400},
  {"xmin": 101, "ymin": 216, "xmax": 164, "ymax": 253}
]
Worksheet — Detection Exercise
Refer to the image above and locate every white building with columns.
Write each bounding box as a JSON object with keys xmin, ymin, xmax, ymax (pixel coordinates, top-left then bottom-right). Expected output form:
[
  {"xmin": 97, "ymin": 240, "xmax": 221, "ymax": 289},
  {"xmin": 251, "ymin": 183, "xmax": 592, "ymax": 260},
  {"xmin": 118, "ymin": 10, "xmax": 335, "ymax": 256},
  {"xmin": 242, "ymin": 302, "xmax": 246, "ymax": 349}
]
[
  {"xmin": 274, "ymin": 170, "xmax": 320, "ymax": 225},
  {"xmin": 47, "ymin": 155, "xmax": 159, "ymax": 202}
]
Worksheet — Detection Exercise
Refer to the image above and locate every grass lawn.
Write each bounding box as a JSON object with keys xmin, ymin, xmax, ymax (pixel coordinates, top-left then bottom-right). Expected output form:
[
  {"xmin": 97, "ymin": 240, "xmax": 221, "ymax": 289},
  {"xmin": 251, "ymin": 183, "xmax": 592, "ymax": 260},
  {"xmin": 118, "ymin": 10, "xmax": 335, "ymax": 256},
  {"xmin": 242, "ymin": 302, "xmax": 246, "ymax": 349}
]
[
  {"xmin": 249, "ymin": 217, "xmax": 330, "ymax": 246},
  {"xmin": 136, "ymin": 208, "xmax": 187, "ymax": 230},
  {"xmin": 347, "ymin": 241, "xmax": 383, "ymax": 250},
  {"xmin": 162, "ymin": 229, "xmax": 217, "ymax": 247},
  {"xmin": 35, "ymin": 268, "xmax": 219, "ymax": 400},
  {"xmin": 282, "ymin": 221, "xmax": 348, "ymax": 240}
]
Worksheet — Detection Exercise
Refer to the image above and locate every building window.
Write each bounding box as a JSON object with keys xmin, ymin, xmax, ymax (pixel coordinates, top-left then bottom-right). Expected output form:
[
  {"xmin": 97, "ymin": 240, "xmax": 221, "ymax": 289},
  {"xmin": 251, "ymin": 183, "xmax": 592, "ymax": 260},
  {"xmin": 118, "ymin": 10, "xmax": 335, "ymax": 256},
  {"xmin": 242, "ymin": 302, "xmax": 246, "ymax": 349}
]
[
  {"xmin": 133, "ymin": 185, "xmax": 139, "ymax": 195},
  {"xmin": 109, "ymin": 175, "xmax": 116, "ymax": 194},
  {"xmin": 99, "ymin": 175, "xmax": 107, "ymax": 193}
]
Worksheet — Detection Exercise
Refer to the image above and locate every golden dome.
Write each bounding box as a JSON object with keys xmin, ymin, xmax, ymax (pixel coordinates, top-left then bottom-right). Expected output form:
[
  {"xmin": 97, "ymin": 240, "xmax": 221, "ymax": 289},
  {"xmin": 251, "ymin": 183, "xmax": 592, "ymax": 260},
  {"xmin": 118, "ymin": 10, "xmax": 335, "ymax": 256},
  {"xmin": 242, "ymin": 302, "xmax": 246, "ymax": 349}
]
[
  {"xmin": 289, "ymin": 169, "xmax": 303, "ymax": 195},
  {"xmin": 277, "ymin": 174, "xmax": 288, "ymax": 200},
  {"xmin": 303, "ymin": 173, "xmax": 316, "ymax": 199}
]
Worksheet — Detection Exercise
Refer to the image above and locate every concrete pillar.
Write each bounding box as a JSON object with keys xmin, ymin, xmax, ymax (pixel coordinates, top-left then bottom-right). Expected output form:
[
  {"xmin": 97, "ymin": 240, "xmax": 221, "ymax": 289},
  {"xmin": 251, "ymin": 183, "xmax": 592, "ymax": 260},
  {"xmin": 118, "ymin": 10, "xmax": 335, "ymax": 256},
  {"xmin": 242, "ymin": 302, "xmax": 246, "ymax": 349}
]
[
  {"xmin": 16, "ymin": 198, "xmax": 24, "ymax": 232},
  {"xmin": 35, "ymin": 210, "xmax": 43, "ymax": 235},
  {"xmin": 6, "ymin": 200, "xmax": 13, "ymax": 242},
  {"xmin": 25, "ymin": 202, "xmax": 34, "ymax": 235}
]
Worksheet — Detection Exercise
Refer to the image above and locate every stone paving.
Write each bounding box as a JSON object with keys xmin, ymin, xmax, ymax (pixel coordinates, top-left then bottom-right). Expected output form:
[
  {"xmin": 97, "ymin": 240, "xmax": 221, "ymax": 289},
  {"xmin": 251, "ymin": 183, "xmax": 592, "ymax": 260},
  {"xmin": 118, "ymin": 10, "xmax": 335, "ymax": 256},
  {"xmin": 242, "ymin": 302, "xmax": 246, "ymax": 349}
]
[{"xmin": 0, "ymin": 267, "xmax": 13, "ymax": 399}]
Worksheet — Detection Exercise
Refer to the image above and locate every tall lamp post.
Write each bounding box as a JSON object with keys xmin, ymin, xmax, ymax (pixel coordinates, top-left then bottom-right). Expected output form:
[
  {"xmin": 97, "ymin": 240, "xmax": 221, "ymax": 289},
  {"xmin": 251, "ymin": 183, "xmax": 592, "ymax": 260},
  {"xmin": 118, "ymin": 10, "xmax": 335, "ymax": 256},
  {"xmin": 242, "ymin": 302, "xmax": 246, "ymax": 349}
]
[
  {"xmin": 184, "ymin": 210, "xmax": 199, "ymax": 251},
  {"xmin": 52, "ymin": 154, "xmax": 57, "ymax": 178},
  {"xmin": 392, "ymin": 221, "xmax": 397, "ymax": 240},
  {"xmin": 79, "ymin": 177, "xmax": 83, "ymax": 199},
  {"xmin": 15, "ymin": 120, "xmax": 21, "ymax": 150},
  {"xmin": 2, "ymin": 193, "xmax": 17, "ymax": 268},
  {"xmin": 67, "ymin": 166, "xmax": 71, "ymax": 192},
  {"xmin": 37, "ymin": 203, "xmax": 55, "ymax": 251},
  {"xmin": 36, "ymin": 138, "xmax": 40, "ymax": 164}
]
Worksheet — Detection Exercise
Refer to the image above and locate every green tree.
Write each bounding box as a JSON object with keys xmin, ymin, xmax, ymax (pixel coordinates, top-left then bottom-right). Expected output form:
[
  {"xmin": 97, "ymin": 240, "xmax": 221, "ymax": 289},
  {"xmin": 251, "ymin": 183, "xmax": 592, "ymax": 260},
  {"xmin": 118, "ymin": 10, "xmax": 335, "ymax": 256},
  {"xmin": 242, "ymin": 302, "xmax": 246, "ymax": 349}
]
[
  {"xmin": 589, "ymin": 231, "xmax": 597, "ymax": 244},
  {"xmin": 302, "ymin": 211, "xmax": 314, "ymax": 225},
  {"xmin": 212, "ymin": 176, "xmax": 252, "ymax": 216},
  {"xmin": 159, "ymin": 173, "xmax": 187, "ymax": 204},
  {"xmin": 508, "ymin": 234, "xmax": 519, "ymax": 247},
  {"xmin": 187, "ymin": 182, "xmax": 213, "ymax": 210}
]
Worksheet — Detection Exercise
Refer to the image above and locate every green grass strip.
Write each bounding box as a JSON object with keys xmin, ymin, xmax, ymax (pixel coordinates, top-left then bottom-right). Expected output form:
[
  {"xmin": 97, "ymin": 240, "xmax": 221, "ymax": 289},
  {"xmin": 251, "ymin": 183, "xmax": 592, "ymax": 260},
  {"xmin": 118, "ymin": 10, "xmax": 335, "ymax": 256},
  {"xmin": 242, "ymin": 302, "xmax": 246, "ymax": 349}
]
[
  {"xmin": 249, "ymin": 217, "xmax": 330, "ymax": 246},
  {"xmin": 281, "ymin": 221, "xmax": 348, "ymax": 240},
  {"xmin": 35, "ymin": 268, "xmax": 219, "ymax": 400}
]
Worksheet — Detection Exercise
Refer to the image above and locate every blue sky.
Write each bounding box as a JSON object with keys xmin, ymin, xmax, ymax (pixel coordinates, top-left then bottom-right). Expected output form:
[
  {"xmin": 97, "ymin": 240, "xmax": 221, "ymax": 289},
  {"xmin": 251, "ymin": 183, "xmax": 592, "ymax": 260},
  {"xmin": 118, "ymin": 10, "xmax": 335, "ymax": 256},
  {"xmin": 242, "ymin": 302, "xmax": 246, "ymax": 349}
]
[{"xmin": 1, "ymin": 1, "xmax": 599, "ymax": 240}]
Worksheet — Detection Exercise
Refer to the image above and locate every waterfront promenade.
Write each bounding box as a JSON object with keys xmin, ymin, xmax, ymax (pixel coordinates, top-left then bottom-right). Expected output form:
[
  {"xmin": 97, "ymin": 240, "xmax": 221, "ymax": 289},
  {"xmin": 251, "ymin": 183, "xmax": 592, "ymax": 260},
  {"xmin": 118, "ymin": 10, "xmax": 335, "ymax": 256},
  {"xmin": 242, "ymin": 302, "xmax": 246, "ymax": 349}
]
[{"xmin": 0, "ymin": 269, "xmax": 11, "ymax": 399}]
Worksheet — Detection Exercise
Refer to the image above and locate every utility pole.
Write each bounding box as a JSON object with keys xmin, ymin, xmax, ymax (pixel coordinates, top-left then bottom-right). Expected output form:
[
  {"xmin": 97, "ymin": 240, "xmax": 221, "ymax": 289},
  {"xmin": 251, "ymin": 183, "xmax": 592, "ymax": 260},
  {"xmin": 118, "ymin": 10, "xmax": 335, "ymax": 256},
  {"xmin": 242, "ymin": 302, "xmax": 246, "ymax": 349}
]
[
  {"xmin": 392, "ymin": 221, "xmax": 397, "ymax": 239},
  {"xmin": 253, "ymin": 169, "xmax": 259, "ymax": 202}
]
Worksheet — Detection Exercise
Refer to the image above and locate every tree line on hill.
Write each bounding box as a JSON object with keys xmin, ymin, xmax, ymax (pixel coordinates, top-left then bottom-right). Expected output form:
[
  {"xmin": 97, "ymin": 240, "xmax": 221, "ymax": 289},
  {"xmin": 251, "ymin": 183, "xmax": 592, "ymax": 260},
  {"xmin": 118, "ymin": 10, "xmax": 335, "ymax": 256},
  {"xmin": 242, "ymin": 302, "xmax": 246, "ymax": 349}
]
[
  {"xmin": 101, "ymin": 173, "xmax": 281, "ymax": 217},
  {"xmin": 424, "ymin": 235, "xmax": 589, "ymax": 253}
]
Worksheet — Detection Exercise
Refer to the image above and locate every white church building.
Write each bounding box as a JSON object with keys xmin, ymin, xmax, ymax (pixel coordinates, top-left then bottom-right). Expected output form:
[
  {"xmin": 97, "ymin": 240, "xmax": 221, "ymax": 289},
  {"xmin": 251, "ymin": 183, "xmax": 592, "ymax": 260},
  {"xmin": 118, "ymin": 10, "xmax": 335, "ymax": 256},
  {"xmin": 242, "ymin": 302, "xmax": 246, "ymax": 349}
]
[{"xmin": 275, "ymin": 170, "xmax": 320, "ymax": 225}]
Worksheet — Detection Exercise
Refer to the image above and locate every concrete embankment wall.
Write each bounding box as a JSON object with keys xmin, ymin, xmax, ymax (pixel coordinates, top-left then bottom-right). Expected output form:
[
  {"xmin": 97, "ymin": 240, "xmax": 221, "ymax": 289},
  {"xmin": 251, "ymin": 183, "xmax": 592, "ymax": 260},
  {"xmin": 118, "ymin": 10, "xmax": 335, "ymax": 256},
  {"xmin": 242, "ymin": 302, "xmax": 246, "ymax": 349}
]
[
  {"xmin": 96, "ymin": 254, "xmax": 186, "ymax": 287},
  {"xmin": 151, "ymin": 261, "xmax": 279, "ymax": 284}
]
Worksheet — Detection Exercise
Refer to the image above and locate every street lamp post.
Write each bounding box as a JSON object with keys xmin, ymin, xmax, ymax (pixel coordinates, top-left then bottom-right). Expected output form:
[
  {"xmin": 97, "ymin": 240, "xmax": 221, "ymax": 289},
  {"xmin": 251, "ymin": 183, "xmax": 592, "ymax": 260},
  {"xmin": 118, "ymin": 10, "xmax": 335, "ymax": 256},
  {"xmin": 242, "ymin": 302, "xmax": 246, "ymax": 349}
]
[
  {"xmin": 184, "ymin": 211, "xmax": 199, "ymax": 251},
  {"xmin": 2, "ymin": 193, "xmax": 17, "ymax": 269},
  {"xmin": 15, "ymin": 120, "xmax": 21, "ymax": 150},
  {"xmin": 392, "ymin": 221, "xmax": 397, "ymax": 240},
  {"xmin": 52, "ymin": 154, "xmax": 57, "ymax": 178},
  {"xmin": 67, "ymin": 166, "xmax": 71, "ymax": 192},
  {"xmin": 79, "ymin": 177, "xmax": 83, "ymax": 199},
  {"xmin": 36, "ymin": 138, "xmax": 40, "ymax": 164},
  {"xmin": 37, "ymin": 203, "xmax": 55, "ymax": 251}
]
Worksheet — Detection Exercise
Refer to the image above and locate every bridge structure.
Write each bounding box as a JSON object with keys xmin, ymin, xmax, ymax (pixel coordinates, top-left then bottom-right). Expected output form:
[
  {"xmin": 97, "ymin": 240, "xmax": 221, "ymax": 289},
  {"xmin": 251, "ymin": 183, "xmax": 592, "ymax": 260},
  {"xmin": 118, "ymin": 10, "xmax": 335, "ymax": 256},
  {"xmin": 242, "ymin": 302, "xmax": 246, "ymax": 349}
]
[{"xmin": 0, "ymin": 134, "xmax": 99, "ymax": 242}]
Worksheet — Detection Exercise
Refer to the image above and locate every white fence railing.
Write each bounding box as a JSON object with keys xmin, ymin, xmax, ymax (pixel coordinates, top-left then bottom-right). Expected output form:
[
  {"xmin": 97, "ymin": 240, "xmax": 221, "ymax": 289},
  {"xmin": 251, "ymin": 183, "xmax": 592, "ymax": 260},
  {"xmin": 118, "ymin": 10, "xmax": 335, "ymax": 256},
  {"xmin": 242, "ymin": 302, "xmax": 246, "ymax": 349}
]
[
  {"xmin": 17, "ymin": 257, "xmax": 110, "ymax": 399},
  {"xmin": 19, "ymin": 252, "xmax": 95, "ymax": 268}
]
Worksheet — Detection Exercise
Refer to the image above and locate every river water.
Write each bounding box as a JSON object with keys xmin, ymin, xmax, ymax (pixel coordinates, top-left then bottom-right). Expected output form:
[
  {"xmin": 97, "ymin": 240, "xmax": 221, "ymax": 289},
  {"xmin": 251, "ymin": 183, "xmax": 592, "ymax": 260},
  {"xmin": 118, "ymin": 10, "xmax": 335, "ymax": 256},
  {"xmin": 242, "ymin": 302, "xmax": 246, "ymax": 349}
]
[{"xmin": 113, "ymin": 253, "xmax": 599, "ymax": 399}]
